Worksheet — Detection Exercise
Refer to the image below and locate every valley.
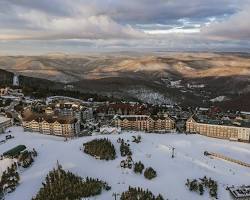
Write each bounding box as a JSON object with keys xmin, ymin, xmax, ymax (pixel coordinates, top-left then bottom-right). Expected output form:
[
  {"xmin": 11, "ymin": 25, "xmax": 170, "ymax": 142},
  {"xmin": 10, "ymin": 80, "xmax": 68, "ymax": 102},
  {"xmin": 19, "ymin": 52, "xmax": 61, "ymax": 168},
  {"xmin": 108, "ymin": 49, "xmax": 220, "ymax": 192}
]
[{"xmin": 0, "ymin": 52, "xmax": 249, "ymax": 110}]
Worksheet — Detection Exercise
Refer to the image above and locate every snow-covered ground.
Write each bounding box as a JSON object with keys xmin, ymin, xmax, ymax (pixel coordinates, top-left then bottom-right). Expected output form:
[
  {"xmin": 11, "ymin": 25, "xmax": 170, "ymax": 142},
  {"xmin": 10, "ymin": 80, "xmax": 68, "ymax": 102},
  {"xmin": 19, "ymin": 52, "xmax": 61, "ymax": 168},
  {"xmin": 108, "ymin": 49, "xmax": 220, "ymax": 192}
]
[
  {"xmin": 0, "ymin": 127, "xmax": 250, "ymax": 200},
  {"xmin": 210, "ymin": 96, "xmax": 229, "ymax": 102},
  {"xmin": 0, "ymin": 158, "xmax": 15, "ymax": 177},
  {"xmin": 127, "ymin": 88, "xmax": 173, "ymax": 105}
]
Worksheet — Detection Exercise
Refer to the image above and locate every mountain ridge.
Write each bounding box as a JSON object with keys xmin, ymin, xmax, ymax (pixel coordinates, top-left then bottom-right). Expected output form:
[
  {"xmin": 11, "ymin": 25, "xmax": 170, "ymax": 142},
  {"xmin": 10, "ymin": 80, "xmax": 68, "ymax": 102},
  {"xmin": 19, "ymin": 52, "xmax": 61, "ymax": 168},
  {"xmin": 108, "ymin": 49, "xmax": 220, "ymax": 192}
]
[{"xmin": 0, "ymin": 52, "xmax": 249, "ymax": 109}]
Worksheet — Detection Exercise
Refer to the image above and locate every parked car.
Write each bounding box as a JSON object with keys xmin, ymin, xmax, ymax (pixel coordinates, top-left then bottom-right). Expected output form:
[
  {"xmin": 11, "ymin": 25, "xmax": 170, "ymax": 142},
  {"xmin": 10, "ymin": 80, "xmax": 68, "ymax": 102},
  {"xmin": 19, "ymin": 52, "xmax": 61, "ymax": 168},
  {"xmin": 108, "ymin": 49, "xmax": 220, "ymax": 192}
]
[{"xmin": 6, "ymin": 135, "xmax": 14, "ymax": 140}]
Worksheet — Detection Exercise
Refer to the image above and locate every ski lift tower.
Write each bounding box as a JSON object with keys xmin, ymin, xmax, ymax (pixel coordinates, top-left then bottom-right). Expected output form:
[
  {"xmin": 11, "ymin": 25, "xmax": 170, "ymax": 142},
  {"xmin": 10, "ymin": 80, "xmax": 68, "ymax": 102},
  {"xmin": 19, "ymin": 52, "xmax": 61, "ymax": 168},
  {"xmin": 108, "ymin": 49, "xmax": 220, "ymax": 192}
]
[
  {"xmin": 172, "ymin": 147, "xmax": 175, "ymax": 158},
  {"xmin": 112, "ymin": 192, "xmax": 120, "ymax": 200}
]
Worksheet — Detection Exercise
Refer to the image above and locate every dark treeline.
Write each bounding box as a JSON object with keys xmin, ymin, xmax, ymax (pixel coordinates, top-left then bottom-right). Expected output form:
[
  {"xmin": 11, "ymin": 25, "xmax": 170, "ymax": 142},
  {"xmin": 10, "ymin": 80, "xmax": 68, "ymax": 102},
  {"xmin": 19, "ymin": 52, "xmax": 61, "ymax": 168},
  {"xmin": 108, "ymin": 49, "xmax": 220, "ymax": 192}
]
[
  {"xmin": 0, "ymin": 69, "xmax": 119, "ymax": 102},
  {"xmin": 83, "ymin": 138, "xmax": 116, "ymax": 160},
  {"xmin": 32, "ymin": 165, "xmax": 110, "ymax": 200},
  {"xmin": 186, "ymin": 176, "xmax": 218, "ymax": 199},
  {"xmin": 120, "ymin": 186, "xmax": 165, "ymax": 200},
  {"xmin": 0, "ymin": 164, "xmax": 20, "ymax": 198},
  {"xmin": 0, "ymin": 69, "xmax": 13, "ymax": 86}
]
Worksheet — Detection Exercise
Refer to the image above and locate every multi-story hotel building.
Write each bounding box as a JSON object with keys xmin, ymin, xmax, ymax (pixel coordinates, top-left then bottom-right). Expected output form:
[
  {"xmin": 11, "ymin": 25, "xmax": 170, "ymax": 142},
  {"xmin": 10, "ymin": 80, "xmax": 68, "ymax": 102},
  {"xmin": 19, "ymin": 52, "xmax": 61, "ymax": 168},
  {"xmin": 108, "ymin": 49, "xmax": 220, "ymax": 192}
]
[
  {"xmin": 22, "ymin": 112, "xmax": 80, "ymax": 137},
  {"xmin": 114, "ymin": 114, "xmax": 175, "ymax": 132},
  {"xmin": 0, "ymin": 115, "xmax": 13, "ymax": 133},
  {"xmin": 186, "ymin": 115, "xmax": 250, "ymax": 142},
  {"xmin": 54, "ymin": 102, "xmax": 83, "ymax": 122}
]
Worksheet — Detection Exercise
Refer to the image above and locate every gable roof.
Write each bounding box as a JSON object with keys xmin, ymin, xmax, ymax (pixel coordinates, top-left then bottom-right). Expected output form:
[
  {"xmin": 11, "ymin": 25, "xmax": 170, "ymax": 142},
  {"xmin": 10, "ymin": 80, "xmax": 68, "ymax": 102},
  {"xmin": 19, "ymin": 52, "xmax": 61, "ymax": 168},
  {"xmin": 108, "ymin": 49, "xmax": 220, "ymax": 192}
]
[{"xmin": 22, "ymin": 111, "xmax": 77, "ymax": 124}]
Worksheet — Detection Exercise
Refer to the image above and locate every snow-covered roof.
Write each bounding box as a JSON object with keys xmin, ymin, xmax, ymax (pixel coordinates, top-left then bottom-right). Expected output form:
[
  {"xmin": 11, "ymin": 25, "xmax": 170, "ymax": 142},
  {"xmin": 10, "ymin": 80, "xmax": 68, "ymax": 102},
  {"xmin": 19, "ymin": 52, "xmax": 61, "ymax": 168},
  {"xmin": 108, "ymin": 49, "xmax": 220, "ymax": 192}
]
[
  {"xmin": 0, "ymin": 115, "xmax": 11, "ymax": 124},
  {"xmin": 0, "ymin": 158, "xmax": 14, "ymax": 177},
  {"xmin": 228, "ymin": 185, "xmax": 250, "ymax": 198},
  {"xmin": 241, "ymin": 111, "xmax": 250, "ymax": 115}
]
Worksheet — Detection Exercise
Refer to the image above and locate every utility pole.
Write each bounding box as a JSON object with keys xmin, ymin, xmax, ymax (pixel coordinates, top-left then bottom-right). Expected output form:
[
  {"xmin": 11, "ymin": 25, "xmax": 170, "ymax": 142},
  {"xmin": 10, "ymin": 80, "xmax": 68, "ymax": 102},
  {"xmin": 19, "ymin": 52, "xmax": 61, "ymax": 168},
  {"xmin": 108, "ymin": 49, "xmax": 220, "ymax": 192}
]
[
  {"xmin": 172, "ymin": 147, "xmax": 175, "ymax": 158},
  {"xmin": 112, "ymin": 192, "xmax": 120, "ymax": 200}
]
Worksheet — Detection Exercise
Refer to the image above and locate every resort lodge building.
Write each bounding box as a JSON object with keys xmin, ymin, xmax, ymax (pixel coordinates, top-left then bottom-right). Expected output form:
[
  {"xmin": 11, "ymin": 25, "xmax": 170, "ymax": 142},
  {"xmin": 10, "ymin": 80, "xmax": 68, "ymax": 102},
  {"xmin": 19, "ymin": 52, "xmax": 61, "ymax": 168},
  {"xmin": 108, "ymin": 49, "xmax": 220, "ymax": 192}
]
[
  {"xmin": 186, "ymin": 115, "xmax": 250, "ymax": 142},
  {"xmin": 22, "ymin": 111, "xmax": 80, "ymax": 137},
  {"xmin": 114, "ymin": 114, "xmax": 175, "ymax": 132}
]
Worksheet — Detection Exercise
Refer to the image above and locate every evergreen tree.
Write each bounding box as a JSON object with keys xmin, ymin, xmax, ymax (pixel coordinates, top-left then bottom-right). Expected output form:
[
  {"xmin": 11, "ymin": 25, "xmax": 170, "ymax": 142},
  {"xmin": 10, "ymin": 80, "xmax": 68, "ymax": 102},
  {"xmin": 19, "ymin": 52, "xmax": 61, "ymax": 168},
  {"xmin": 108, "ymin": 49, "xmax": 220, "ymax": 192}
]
[
  {"xmin": 144, "ymin": 167, "xmax": 157, "ymax": 180},
  {"xmin": 0, "ymin": 164, "xmax": 20, "ymax": 195},
  {"xmin": 134, "ymin": 161, "xmax": 145, "ymax": 174},
  {"xmin": 156, "ymin": 194, "xmax": 165, "ymax": 200},
  {"xmin": 18, "ymin": 150, "xmax": 35, "ymax": 168},
  {"xmin": 120, "ymin": 187, "xmax": 165, "ymax": 200},
  {"xmin": 190, "ymin": 180, "xmax": 198, "ymax": 192},
  {"xmin": 83, "ymin": 138, "xmax": 116, "ymax": 160},
  {"xmin": 185, "ymin": 176, "xmax": 218, "ymax": 198},
  {"xmin": 0, "ymin": 182, "xmax": 3, "ymax": 200},
  {"xmin": 120, "ymin": 141, "xmax": 132, "ymax": 157},
  {"xmin": 32, "ymin": 165, "xmax": 110, "ymax": 200},
  {"xmin": 198, "ymin": 183, "xmax": 204, "ymax": 195}
]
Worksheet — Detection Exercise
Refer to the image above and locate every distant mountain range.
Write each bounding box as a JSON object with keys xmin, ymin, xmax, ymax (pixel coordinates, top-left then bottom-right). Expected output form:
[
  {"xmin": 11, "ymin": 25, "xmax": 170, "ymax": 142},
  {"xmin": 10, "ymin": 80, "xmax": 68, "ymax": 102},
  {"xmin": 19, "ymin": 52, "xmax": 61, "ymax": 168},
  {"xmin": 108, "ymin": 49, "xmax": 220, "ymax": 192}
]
[{"xmin": 0, "ymin": 52, "xmax": 249, "ymax": 110}]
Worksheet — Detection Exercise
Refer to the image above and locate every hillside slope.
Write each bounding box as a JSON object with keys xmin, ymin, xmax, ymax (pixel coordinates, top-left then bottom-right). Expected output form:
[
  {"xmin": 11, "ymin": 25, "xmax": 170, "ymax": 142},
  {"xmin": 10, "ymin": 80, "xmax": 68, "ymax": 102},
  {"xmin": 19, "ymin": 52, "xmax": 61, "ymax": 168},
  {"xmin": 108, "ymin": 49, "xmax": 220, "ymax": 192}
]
[
  {"xmin": 0, "ymin": 52, "xmax": 249, "ymax": 109},
  {"xmin": 1, "ymin": 127, "xmax": 250, "ymax": 200}
]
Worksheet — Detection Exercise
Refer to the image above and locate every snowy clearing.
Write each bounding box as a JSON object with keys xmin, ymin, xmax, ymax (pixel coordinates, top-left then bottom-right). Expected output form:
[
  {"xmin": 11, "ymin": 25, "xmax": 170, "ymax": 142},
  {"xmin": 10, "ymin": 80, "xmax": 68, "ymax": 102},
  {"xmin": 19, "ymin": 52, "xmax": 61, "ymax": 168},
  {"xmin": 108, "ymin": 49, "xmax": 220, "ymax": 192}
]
[
  {"xmin": 210, "ymin": 96, "xmax": 229, "ymax": 102},
  {"xmin": 0, "ymin": 158, "xmax": 15, "ymax": 177},
  {"xmin": 0, "ymin": 127, "xmax": 250, "ymax": 200}
]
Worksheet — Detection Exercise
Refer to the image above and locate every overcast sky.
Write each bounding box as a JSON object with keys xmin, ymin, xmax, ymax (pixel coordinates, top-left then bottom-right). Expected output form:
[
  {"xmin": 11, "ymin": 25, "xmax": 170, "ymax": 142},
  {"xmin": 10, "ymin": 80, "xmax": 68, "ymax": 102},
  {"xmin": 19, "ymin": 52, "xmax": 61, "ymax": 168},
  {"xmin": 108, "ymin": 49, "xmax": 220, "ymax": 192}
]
[{"xmin": 0, "ymin": 0, "xmax": 250, "ymax": 54}]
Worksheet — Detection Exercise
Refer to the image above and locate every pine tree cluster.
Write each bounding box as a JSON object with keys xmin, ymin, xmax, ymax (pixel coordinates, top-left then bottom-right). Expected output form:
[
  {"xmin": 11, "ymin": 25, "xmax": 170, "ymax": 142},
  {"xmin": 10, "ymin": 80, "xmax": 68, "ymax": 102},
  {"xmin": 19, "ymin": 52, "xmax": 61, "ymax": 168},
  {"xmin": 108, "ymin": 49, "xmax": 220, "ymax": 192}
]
[
  {"xmin": 32, "ymin": 165, "xmax": 111, "ymax": 200},
  {"xmin": 186, "ymin": 176, "xmax": 218, "ymax": 199},
  {"xmin": 120, "ymin": 186, "xmax": 165, "ymax": 200},
  {"xmin": 144, "ymin": 167, "xmax": 157, "ymax": 180},
  {"xmin": 120, "ymin": 156, "xmax": 133, "ymax": 169},
  {"xmin": 18, "ymin": 148, "xmax": 37, "ymax": 168},
  {"xmin": 133, "ymin": 161, "xmax": 158, "ymax": 180},
  {"xmin": 120, "ymin": 139, "xmax": 132, "ymax": 157},
  {"xmin": 0, "ymin": 163, "xmax": 20, "ymax": 198},
  {"xmin": 83, "ymin": 138, "xmax": 116, "ymax": 160}
]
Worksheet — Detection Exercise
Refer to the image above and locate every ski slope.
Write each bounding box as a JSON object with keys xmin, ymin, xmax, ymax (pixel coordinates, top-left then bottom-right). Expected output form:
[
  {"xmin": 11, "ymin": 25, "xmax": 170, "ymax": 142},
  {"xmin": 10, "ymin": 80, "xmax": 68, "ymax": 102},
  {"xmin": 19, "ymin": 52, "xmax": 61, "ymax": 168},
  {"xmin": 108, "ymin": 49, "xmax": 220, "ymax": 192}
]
[{"xmin": 0, "ymin": 126, "xmax": 250, "ymax": 200}]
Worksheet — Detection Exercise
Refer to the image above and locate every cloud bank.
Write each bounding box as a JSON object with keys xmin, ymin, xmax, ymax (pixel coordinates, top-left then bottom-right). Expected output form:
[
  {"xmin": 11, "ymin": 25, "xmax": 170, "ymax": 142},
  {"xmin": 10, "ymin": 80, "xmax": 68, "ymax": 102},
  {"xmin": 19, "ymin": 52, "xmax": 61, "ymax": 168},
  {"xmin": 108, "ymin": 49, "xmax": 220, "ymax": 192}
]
[{"xmin": 0, "ymin": 0, "xmax": 250, "ymax": 54}]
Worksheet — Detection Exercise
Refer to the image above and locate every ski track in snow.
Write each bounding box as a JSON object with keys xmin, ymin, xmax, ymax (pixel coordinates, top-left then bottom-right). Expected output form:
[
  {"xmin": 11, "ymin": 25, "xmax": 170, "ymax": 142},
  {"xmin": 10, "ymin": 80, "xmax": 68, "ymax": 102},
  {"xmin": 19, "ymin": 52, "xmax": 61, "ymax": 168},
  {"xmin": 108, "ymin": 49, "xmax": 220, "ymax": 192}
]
[{"xmin": 0, "ymin": 127, "xmax": 250, "ymax": 200}]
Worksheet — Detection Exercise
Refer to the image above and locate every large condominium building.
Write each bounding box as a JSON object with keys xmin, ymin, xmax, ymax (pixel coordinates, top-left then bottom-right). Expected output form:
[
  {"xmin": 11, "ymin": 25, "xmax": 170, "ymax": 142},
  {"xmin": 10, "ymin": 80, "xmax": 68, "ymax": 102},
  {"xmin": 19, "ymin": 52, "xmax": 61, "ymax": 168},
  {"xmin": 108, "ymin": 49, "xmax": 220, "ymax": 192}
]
[
  {"xmin": 22, "ymin": 112, "xmax": 80, "ymax": 137},
  {"xmin": 54, "ymin": 102, "xmax": 84, "ymax": 122},
  {"xmin": 114, "ymin": 114, "xmax": 175, "ymax": 132},
  {"xmin": 0, "ymin": 115, "xmax": 13, "ymax": 133},
  {"xmin": 186, "ymin": 115, "xmax": 250, "ymax": 142}
]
